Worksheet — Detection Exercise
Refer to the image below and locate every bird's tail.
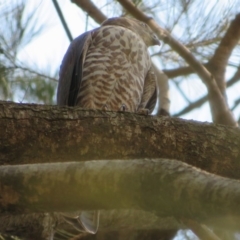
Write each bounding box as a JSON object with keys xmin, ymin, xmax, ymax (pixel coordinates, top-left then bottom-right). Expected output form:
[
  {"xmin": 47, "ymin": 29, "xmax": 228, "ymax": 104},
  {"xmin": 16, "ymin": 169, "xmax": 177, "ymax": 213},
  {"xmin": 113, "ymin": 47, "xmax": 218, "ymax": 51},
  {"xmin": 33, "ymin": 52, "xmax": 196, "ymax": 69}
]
[{"xmin": 62, "ymin": 211, "xmax": 100, "ymax": 234}]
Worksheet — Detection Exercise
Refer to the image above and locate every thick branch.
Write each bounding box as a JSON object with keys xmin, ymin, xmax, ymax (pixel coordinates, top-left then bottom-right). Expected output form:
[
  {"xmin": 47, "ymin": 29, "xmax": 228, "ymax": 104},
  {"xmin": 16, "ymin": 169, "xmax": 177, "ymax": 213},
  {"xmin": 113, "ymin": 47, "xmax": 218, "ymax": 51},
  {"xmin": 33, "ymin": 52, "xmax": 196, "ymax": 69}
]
[
  {"xmin": 0, "ymin": 213, "xmax": 55, "ymax": 240},
  {"xmin": 159, "ymin": 14, "xmax": 240, "ymax": 96},
  {"xmin": 116, "ymin": 0, "xmax": 214, "ymax": 86},
  {"xmin": 117, "ymin": 0, "xmax": 237, "ymax": 126},
  {"xmin": 208, "ymin": 14, "xmax": 240, "ymax": 96},
  {"xmin": 174, "ymin": 66, "xmax": 240, "ymax": 117},
  {"xmin": 0, "ymin": 102, "xmax": 240, "ymax": 178},
  {"xmin": 163, "ymin": 14, "xmax": 240, "ymax": 81},
  {"xmin": 71, "ymin": 0, "xmax": 107, "ymax": 24},
  {"xmin": 1, "ymin": 159, "xmax": 240, "ymax": 225}
]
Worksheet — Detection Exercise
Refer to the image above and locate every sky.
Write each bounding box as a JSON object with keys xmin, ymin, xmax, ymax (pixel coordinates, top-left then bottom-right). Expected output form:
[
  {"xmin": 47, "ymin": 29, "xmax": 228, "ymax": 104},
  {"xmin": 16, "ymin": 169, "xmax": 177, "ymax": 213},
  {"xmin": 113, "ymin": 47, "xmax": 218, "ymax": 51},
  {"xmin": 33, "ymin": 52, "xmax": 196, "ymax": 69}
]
[
  {"xmin": 16, "ymin": 0, "xmax": 240, "ymax": 123},
  {"xmin": 18, "ymin": 0, "xmax": 89, "ymax": 75}
]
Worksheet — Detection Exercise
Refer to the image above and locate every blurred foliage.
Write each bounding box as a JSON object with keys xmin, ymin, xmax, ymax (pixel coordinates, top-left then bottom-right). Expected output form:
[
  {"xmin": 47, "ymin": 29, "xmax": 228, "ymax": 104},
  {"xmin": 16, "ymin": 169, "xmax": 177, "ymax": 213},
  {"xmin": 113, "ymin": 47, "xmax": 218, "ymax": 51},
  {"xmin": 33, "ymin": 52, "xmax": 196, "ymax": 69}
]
[
  {"xmin": 0, "ymin": 0, "xmax": 57, "ymax": 104},
  {"xmin": 15, "ymin": 75, "xmax": 56, "ymax": 104}
]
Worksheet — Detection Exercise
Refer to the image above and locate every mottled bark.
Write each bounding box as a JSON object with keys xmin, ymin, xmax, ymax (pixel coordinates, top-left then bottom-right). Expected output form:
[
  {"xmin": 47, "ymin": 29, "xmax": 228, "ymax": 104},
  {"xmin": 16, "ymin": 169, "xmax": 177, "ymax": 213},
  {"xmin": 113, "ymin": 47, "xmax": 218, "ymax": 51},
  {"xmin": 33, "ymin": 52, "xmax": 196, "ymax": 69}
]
[
  {"xmin": 1, "ymin": 159, "xmax": 240, "ymax": 222},
  {"xmin": 0, "ymin": 102, "xmax": 239, "ymax": 179},
  {"xmin": 0, "ymin": 213, "xmax": 55, "ymax": 240}
]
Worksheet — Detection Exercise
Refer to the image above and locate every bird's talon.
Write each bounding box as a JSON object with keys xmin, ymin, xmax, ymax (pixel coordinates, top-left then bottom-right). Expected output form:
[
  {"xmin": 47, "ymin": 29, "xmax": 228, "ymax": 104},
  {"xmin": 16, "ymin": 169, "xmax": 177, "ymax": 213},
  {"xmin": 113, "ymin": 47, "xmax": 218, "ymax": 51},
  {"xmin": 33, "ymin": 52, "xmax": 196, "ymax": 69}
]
[
  {"xmin": 119, "ymin": 104, "xmax": 127, "ymax": 112},
  {"xmin": 102, "ymin": 104, "xmax": 109, "ymax": 111}
]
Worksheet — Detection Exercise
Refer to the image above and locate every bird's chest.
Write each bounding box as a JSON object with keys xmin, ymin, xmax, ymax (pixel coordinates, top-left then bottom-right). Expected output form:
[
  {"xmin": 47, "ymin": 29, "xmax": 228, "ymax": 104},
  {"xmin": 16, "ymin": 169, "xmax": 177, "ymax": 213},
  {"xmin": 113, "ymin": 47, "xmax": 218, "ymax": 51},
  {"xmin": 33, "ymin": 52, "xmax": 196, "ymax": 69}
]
[
  {"xmin": 81, "ymin": 26, "xmax": 152, "ymax": 111},
  {"xmin": 84, "ymin": 26, "xmax": 151, "ymax": 80}
]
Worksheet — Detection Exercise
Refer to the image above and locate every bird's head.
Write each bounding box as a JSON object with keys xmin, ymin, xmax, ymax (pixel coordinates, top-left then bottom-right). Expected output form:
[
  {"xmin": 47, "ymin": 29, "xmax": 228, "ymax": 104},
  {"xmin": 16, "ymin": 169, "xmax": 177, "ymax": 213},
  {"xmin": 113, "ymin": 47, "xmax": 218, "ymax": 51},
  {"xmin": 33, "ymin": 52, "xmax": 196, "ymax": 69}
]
[{"xmin": 101, "ymin": 17, "xmax": 160, "ymax": 47}]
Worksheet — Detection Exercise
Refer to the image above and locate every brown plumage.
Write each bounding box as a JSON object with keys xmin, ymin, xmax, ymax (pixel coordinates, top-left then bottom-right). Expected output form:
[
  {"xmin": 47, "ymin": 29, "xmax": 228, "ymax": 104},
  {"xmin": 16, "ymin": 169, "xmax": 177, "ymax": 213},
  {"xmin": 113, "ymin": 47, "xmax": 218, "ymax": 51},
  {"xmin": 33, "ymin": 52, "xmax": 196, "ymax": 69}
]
[
  {"xmin": 57, "ymin": 17, "xmax": 160, "ymax": 113},
  {"xmin": 57, "ymin": 17, "xmax": 160, "ymax": 235}
]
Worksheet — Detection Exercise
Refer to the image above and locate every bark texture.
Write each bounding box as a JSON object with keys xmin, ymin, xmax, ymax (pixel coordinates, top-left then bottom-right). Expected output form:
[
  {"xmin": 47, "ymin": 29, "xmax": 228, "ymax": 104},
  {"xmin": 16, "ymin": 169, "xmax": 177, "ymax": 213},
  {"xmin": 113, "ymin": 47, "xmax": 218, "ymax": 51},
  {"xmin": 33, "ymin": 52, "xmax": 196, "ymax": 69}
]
[
  {"xmin": 0, "ymin": 102, "xmax": 239, "ymax": 179},
  {"xmin": 0, "ymin": 213, "xmax": 55, "ymax": 240},
  {"xmin": 1, "ymin": 159, "xmax": 240, "ymax": 221}
]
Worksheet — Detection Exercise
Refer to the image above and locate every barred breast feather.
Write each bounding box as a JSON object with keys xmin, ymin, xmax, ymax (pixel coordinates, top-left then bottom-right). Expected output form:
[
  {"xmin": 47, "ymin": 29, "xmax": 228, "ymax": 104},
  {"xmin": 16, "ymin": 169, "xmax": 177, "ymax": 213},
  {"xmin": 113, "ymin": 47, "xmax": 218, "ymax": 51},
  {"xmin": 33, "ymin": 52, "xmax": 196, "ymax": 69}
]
[{"xmin": 77, "ymin": 26, "xmax": 151, "ymax": 112}]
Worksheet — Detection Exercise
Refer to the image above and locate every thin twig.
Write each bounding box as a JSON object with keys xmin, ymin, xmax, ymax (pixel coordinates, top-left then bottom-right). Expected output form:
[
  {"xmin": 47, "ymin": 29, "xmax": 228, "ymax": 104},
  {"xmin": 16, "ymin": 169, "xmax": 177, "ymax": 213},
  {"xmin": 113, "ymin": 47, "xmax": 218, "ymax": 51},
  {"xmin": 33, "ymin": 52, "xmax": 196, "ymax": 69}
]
[
  {"xmin": 117, "ymin": 0, "xmax": 237, "ymax": 126},
  {"xmin": 9, "ymin": 65, "xmax": 57, "ymax": 82},
  {"xmin": 174, "ymin": 66, "xmax": 240, "ymax": 117},
  {"xmin": 52, "ymin": 0, "xmax": 73, "ymax": 41}
]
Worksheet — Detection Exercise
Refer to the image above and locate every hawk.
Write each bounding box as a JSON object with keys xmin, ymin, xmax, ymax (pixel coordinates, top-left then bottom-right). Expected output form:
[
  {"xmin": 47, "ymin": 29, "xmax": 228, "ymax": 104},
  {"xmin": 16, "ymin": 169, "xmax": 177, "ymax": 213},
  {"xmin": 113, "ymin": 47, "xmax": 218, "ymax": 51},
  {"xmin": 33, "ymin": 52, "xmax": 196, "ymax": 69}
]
[
  {"xmin": 57, "ymin": 17, "xmax": 160, "ymax": 113},
  {"xmin": 57, "ymin": 17, "xmax": 160, "ymax": 234}
]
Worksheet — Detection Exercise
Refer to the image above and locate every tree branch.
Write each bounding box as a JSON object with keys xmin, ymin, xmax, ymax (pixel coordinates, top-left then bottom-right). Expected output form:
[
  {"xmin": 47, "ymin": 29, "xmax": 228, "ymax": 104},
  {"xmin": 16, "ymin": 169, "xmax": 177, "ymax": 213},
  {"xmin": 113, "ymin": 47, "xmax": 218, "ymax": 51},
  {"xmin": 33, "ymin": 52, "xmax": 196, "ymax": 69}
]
[
  {"xmin": 0, "ymin": 213, "xmax": 55, "ymax": 240},
  {"xmin": 71, "ymin": 0, "xmax": 107, "ymax": 24},
  {"xmin": 116, "ymin": 0, "xmax": 237, "ymax": 126},
  {"xmin": 208, "ymin": 14, "xmax": 240, "ymax": 98},
  {"xmin": 52, "ymin": 0, "xmax": 73, "ymax": 41},
  {"xmin": 116, "ymin": 0, "xmax": 213, "ymax": 86},
  {"xmin": 1, "ymin": 101, "xmax": 239, "ymax": 239},
  {"xmin": 163, "ymin": 13, "xmax": 240, "ymax": 82},
  {"xmin": 0, "ymin": 101, "xmax": 239, "ymax": 177},
  {"xmin": 174, "ymin": 66, "xmax": 240, "ymax": 117},
  {"xmin": 1, "ymin": 159, "xmax": 240, "ymax": 224},
  {"xmin": 163, "ymin": 65, "xmax": 196, "ymax": 79}
]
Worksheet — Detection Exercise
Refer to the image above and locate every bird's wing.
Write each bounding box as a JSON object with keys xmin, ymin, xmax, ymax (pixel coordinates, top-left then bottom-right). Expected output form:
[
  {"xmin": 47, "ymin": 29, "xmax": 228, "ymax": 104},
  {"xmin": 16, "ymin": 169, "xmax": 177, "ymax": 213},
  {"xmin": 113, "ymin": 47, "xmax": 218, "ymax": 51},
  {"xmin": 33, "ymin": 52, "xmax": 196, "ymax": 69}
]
[
  {"xmin": 78, "ymin": 211, "xmax": 100, "ymax": 234},
  {"xmin": 61, "ymin": 211, "xmax": 100, "ymax": 234},
  {"xmin": 139, "ymin": 64, "xmax": 157, "ymax": 113},
  {"xmin": 57, "ymin": 30, "xmax": 100, "ymax": 235},
  {"xmin": 57, "ymin": 31, "xmax": 93, "ymax": 106}
]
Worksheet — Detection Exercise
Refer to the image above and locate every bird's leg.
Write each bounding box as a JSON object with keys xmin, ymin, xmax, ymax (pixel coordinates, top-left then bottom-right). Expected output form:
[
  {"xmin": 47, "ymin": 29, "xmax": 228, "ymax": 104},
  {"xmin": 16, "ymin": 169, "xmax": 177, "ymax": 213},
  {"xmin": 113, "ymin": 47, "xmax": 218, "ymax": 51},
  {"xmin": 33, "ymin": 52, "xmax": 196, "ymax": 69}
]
[
  {"xmin": 102, "ymin": 104, "xmax": 109, "ymax": 111},
  {"xmin": 119, "ymin": 104, "xmax": 127, "ymax": 112}
]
